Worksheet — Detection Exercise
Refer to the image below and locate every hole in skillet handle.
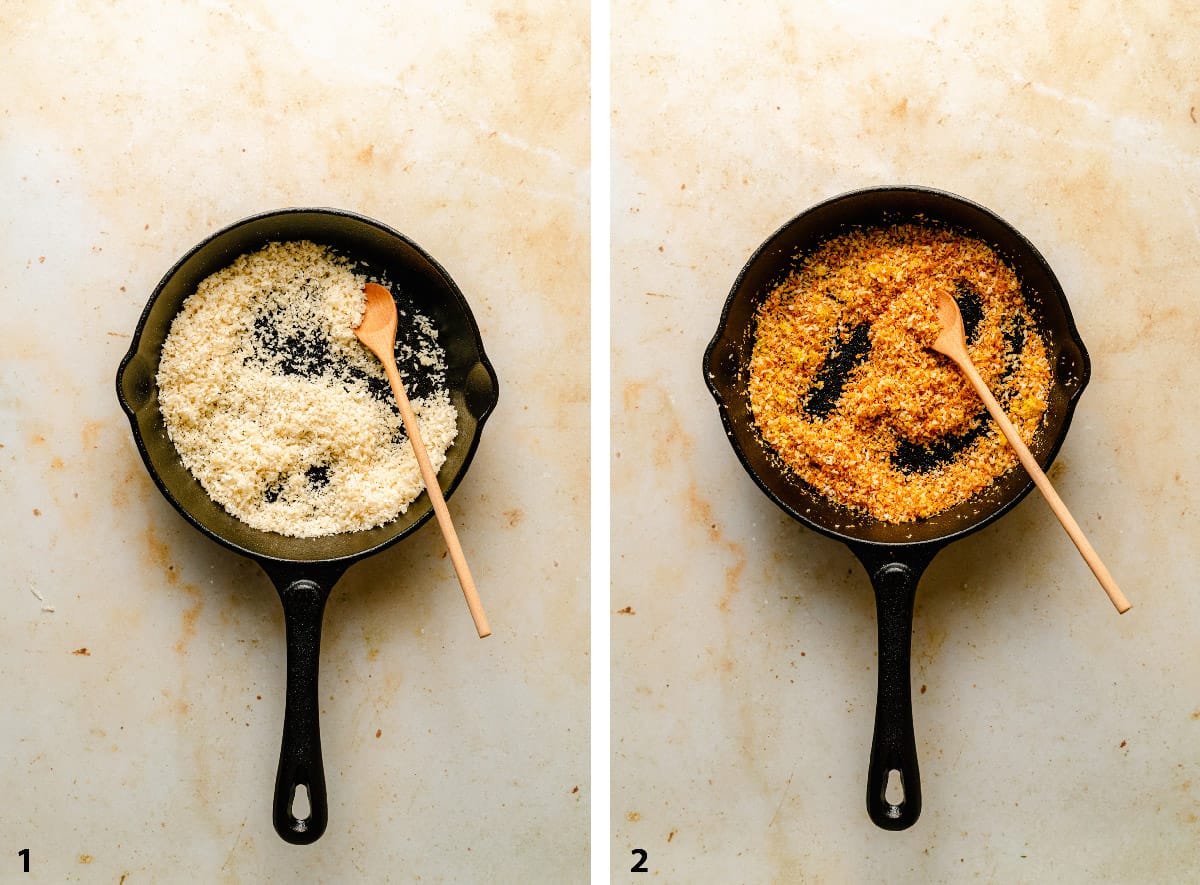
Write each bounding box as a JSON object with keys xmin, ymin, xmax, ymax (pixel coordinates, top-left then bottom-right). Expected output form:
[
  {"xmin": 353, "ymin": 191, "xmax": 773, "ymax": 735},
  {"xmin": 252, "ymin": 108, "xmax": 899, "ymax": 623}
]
[
  {"xmin": 291, "ymin": 784, "xmax": 313, "ymax": 821},
  {"xmin": 884, "ymin": 769, "xmax": 905, "ymax": 808}
]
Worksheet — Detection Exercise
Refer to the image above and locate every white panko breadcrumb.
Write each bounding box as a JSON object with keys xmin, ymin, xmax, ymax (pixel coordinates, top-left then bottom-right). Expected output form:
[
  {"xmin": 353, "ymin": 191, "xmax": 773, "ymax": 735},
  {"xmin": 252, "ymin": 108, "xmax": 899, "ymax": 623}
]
[{"xmin": 157, "ymin": 240, "xmax": 457, "ymax": 537}]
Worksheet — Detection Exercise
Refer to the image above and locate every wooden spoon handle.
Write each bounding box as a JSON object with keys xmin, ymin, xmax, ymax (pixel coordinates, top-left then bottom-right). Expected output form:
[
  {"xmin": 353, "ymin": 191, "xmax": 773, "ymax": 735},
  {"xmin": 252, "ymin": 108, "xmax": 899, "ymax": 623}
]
[
  {"xmin": 954, "ymin": 356, "xmax": 1130, "ymax": 614},
  {"xmin": 383, "ymin": 359, "xmax": 491, "ymax": 638}
]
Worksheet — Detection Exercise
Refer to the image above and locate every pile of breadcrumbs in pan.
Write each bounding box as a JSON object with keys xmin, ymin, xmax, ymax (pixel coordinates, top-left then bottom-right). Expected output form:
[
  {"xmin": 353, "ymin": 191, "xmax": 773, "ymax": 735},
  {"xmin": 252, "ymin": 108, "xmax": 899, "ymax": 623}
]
[
  {"xmin": 749, "ymin": 223, "xmax": 1050, "ymax": 523},
  {"xmin": 157, "ymin": 240, "xmax": 457, "ymax": 537}
]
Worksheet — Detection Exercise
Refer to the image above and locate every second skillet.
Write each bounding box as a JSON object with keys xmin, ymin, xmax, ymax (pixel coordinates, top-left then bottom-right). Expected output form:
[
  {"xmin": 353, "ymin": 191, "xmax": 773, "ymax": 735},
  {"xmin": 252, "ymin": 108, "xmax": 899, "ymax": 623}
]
[{"xmin": 704, "ymin": 186, "xmax": 1090, "ymax": 830}]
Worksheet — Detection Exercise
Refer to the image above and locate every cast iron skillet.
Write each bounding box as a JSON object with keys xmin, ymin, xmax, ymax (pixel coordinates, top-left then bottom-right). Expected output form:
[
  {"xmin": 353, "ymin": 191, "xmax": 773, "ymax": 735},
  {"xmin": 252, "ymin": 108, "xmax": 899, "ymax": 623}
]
[
  {"xmin": 703, "ymin": 186, "xmax": 1090, "ymax": 830},
  {"xmin": 116, "ymin": 208, "xmax": 499, "ymax": 844}
]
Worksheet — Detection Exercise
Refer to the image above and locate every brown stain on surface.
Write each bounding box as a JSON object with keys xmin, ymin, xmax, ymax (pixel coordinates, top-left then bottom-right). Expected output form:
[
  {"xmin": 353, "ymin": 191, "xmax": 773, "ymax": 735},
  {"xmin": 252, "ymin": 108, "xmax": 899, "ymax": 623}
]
[
  {"xmin": 175, "ymin": 595, "xmax": 204, "ymax": 654},
  {"xmin": 625, "ymin": 379, "xmax": 746, "ymax": 612},
  {"xmin": 144, "ymin": 525, "xmax": 171, "ymax": 570},
  {"xmin": 492, "ymin": 8, "xmax": 531, "ymax": 35},
  {"xmin": 502, "ymin": 507, "xmax": 524, "ymax": 528},
  {"xmin": 651, "ymin": 410, "xmax": 693, "ymax": 472},
  {"xmin": 686, "ymin": 483, "xmax": 720, "ymax": 544},
  {"xmin": 687, "ymin": 480, "xmax": 747, "ymax": 612},
  {"xmin": 915, "ymin": 623, "xmax": 949, "ymax": 668},
  {"xmin": 143, "ymin": 526, "xmax": 205, "ymax": 654},
  {"xmin": 623, "ymin": 379, "xmax": 697, "ymax": 470},
  {"xmin": 169, "ymin": 692, "xmax": 190, "ymax": 717},
  {"xmin": 622, "ymin": 380, "xmax": 647, "ymax": 415},
  {"xmin": 112, "ymin": 463, "xmax": 154, "ymax": 511},
  {"xmin": 80, "ymin": 420, "xmax": 105, "ymax": 450},
  {"xmin": 720, "ymin": 551, "xmax": 746, "ymax": 613},
  {"xmin": 73, "ymin": 647, "xmax": 90, "ymax": 656}
]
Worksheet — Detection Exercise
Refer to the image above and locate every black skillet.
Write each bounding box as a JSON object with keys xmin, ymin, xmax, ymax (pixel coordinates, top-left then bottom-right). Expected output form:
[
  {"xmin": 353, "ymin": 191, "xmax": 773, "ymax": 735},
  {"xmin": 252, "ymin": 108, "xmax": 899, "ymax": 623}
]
[
  {"xmin": 703, "ymin": 186, "xmax": 1090, "ymax": 830},
  {"xmin": 116, "ymin": 208, "xmax": 499, "ymax": 844}
]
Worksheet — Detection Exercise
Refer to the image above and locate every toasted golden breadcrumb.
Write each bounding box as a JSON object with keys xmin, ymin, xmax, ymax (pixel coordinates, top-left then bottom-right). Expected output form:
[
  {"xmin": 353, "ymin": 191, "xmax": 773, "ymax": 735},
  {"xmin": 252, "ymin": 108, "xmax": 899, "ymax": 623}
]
[{"xmin": 749, "ymin": 224, "xmax": 1050, "ymax": 522}]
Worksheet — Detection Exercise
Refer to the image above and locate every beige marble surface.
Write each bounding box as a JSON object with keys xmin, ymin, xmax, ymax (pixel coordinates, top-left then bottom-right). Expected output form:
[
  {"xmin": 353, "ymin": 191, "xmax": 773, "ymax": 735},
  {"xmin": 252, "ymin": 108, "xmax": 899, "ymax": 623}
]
[
  {"xmin": 1, "ymin": 1, "xmax": 588, "ymax": 882},
  {"xmin": 612, "ymin": 1, "xmax": 1199, "ymax": 882}
]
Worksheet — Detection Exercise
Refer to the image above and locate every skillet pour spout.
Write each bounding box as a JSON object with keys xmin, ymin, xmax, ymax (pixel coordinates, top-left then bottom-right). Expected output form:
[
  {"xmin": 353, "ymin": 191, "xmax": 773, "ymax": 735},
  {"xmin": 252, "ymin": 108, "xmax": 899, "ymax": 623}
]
[
  {"xmin": 703, "ymin": 185, "xmax": 1090, "ymax": 830},
  {"xmin": 116, "ymin": 208, "xmax": 499, "ymax": 844}
]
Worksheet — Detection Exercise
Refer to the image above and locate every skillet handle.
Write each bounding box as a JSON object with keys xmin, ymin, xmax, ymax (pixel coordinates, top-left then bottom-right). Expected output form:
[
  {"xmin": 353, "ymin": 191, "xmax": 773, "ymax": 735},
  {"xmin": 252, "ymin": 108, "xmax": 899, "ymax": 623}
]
[
  {"xmin": 866, "ymin": 562, "xmax": 922, "ymax": 830},
  {"xmin": 273, "ymin": 577, "xmax": 332, "ymax": 844}
]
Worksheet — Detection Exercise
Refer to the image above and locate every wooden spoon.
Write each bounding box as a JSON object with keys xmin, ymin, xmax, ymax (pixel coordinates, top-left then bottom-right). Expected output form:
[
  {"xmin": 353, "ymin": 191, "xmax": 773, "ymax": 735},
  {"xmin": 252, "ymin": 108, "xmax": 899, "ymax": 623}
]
[
  {"xmin": 932, "ymin": 291, "xmax": 1130, "ymax": 614},
  {"xmin": 355, "ymin": 282, "xmax": 491, "ymax": 637}
]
